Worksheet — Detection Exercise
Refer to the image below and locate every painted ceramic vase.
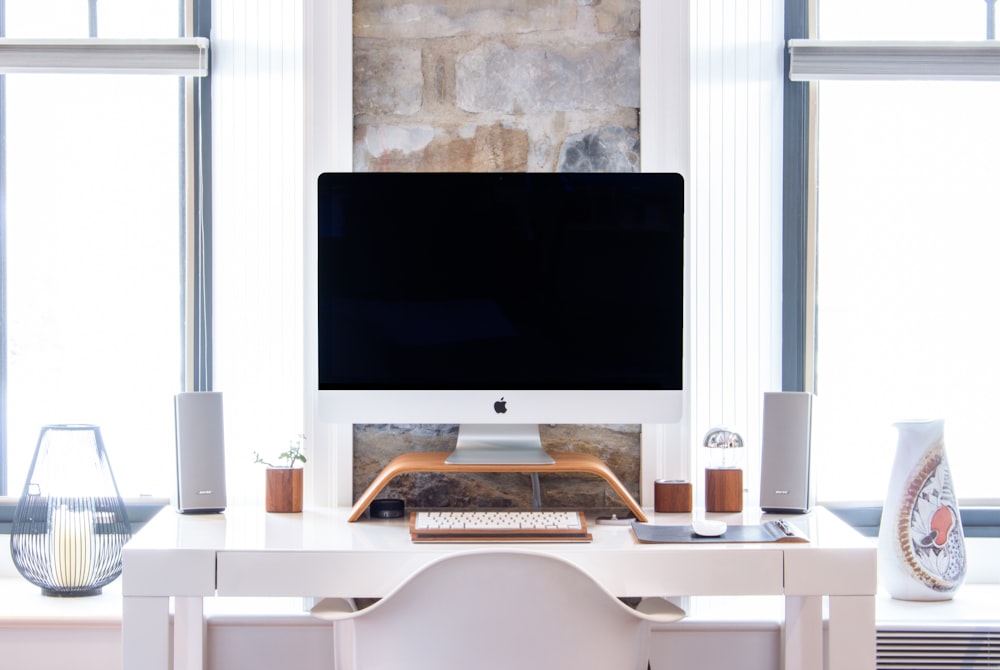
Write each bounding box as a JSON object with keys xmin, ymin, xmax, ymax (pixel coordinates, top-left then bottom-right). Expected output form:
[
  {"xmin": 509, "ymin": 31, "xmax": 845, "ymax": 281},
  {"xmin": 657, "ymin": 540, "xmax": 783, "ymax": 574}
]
[{"xmin": 878, "ymin": 419, "xmax": 966, "ymax": 600}]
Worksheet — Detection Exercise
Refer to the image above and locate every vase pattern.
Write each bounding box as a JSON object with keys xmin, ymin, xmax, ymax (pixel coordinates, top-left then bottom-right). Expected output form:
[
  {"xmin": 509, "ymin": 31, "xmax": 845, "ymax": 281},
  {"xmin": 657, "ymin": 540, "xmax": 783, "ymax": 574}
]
[{"xmin": 878, "ymin": 419, "xmax": 966, "ymax": 600}]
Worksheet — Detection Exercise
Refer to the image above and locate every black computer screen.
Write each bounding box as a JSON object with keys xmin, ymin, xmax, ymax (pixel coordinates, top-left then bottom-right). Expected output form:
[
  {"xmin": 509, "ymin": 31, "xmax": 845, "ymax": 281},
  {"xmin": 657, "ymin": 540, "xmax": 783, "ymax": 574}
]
[{"xmin": 317, "ymin": 172, "xmax": 684, "ymax": 393}]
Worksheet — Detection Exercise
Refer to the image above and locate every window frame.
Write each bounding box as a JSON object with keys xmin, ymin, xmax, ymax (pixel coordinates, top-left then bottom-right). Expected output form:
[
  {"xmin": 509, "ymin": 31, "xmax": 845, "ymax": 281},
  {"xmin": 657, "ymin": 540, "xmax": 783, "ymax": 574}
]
[{"xmin": 782, "ymin": 0, "xmax": 811, "ymax": 394}]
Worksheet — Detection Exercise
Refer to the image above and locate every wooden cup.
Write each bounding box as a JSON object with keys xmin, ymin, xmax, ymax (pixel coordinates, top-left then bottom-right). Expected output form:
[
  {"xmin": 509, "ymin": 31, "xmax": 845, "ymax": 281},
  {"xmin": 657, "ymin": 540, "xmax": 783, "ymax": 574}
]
[
  {"xmin": 705, "ymin": 468, "xmax": 743, "ymax": 513},
  {"xmin": 654, "ymin": 480, "xmax": 693, "ymax": 513}
]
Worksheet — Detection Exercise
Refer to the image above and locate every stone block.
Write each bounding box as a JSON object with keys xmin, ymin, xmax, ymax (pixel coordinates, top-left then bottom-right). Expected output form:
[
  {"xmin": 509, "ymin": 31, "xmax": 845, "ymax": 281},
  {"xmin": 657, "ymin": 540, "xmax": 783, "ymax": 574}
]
[
  {"xmin": 355, "ymin": 46, "xmax": 424, "ymax": 116},
  {"xmin": 354, "ymin": 0, "xmax": 576, "ymax": 40},
  {"xmin": 558, "ymin": 125, "xmax": 639, "ymax": 172},
  {"xmin": 456, "ymin": 39, "xmax": 639, "ymax": 114},
  {"xmin": 356, "ymin": 123, "xmax": 529, "ymax": 172},
  {"xmin": 361, "ymin": 125, "xmax": 436, "ymax": 159},
  {"xmin": 595, "ymin": 0, "xmax": 641, "ymax": 34}
]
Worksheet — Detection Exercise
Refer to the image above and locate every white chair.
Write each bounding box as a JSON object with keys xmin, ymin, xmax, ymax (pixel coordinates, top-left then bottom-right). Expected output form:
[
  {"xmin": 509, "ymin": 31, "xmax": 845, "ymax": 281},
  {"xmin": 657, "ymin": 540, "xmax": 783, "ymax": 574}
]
[{"xmin": 310, "ymin": 550, "xmax": 684, "ymax": 670}]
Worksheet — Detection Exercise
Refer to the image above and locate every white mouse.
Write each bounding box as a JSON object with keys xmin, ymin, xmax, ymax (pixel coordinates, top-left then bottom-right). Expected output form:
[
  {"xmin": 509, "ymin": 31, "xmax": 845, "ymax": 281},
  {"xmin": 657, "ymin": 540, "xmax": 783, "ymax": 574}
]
[{"xmin": 691, "ymin": 518, "xmax": 727, "ymax": 537}]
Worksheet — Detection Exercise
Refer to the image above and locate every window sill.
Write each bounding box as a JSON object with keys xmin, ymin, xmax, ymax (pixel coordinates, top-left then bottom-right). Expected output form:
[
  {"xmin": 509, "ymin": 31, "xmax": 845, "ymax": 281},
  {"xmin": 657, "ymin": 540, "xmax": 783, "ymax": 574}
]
[
  {"xmin": 0, "ymin": 573, "xmax": 313, "ymax": 626},
  {"xmin": 0, "ymin": 497, "xmax": 167, "ymax": 535},
  {"xmin": 0, "ymin": 576, "xmax": 125, "ymax": 626},
  {"xmin": 1, "ymin": 574, "xmax": 995, "ymax": 632},
  {"xmin": 827, "ymin": 504, "xmax": 1000, "ymax": 538},
  {"xmin": 877, "ymin": 583, "xmax": 1000, "ymax": 628}
]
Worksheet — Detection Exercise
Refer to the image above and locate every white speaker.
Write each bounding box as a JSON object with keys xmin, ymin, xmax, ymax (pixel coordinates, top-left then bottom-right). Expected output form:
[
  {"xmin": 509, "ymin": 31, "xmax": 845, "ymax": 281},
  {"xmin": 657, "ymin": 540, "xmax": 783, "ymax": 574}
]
[
  {"xmin": 759, "ymin": 391, "xmax": 813, "ymax": 514},
  {"xmin": 174, "ymin": 392, "xmax": 227, "ymax": 513}
]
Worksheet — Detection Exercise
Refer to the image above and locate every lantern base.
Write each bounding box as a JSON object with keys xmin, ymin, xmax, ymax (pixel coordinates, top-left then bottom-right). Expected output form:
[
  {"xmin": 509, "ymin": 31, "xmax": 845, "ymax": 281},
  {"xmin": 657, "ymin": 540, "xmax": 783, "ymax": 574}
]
[{"xmin": 42, "ymin": 586, "xmax": 103, "ymax": 598}]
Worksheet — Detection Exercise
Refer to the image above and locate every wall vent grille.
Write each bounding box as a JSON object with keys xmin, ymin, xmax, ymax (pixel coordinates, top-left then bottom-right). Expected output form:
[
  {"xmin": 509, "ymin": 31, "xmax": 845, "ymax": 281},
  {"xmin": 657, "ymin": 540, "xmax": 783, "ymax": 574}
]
[{"xmin": 878, "ymin": 628, "xmax": 1000, "ymax": 669}]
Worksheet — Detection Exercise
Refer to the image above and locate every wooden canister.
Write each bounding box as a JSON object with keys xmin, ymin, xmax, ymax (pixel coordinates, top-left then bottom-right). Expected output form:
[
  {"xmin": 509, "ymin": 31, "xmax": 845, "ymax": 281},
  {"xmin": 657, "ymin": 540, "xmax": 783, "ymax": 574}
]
[
  {"xmin": 705, "ymin": 468, "xmax": 743, "ymax": 513},
  {"xmin": 654, "ymin": 480, "xmax": 693, "ymax": 513}
]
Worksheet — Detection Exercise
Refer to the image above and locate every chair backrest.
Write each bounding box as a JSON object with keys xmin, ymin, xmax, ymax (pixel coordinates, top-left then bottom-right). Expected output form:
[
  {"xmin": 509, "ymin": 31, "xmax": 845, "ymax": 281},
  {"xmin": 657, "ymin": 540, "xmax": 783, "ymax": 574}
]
[{"xmin": 318, "ymin": 550, "xmax": 673, "ymax": 670}]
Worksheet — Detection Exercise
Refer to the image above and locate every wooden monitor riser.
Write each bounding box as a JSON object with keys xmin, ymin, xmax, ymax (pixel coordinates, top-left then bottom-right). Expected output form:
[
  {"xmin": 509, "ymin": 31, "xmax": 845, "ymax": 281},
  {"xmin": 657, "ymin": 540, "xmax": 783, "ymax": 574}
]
[{"xmin": 348, "ymin": 451, "xmax": 647, "ymax": 522}]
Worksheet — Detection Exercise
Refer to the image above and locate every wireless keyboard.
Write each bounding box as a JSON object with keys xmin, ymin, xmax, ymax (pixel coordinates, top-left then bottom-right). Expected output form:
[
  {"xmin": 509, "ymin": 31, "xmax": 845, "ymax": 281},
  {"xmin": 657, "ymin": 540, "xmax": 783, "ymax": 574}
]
[{"xmin": 410, "ymin": 510, "xmax": 592, "ymax": 543}]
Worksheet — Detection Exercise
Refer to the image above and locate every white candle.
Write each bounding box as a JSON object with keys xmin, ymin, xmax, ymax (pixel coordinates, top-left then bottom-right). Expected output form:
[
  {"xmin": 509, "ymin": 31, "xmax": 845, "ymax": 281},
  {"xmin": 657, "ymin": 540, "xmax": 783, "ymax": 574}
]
[{"xmin": 50, "ymin": 505, "xmax": 94, "ymax": 589}]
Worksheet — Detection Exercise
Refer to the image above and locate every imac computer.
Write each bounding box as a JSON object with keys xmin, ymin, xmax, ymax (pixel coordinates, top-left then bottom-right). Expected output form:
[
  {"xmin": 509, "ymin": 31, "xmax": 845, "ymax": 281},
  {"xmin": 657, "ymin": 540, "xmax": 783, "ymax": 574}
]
[{"xmin": 317, "ymin": 172, "xmax": 684, "ymax": 465}]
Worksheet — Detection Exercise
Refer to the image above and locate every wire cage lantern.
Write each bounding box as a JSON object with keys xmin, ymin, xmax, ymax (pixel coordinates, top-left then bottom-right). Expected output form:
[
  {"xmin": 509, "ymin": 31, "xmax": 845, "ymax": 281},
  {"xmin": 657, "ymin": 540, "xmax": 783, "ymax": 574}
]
[{"xmin": 9, "ymin": 424, "xmax": 132, "ymax": 597}]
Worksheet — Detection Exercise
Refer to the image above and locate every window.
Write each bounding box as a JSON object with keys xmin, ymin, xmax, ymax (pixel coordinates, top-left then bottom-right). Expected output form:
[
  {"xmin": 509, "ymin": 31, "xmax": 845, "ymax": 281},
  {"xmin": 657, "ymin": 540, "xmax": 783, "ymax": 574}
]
[
  {"xmin": 0, "ymin": 0, "xmax": 209, "ymax": 498},
  {"xmin": 796, "ymin": 1, "xmax": 1000, "ymax": 503},
  {"xmin": 816, "ymin": 0, "xmax": 987, "ymax": 41}
]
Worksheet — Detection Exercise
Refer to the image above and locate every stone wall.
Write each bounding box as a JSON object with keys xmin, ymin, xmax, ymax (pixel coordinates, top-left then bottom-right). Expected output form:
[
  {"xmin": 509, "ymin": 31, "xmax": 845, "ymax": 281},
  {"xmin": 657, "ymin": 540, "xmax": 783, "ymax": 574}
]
[
  {"xmin": 351, "ymin": 0, "xmax": 644, "ymax": 513},
  {"xmin": 353, "ymin": 0, "xmax": 641, "ymax": 172}
]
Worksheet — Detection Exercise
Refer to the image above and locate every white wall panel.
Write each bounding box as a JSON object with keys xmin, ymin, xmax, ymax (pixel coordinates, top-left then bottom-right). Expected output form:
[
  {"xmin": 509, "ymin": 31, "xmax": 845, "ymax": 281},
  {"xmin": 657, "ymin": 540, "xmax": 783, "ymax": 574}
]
[
  {"xmin": 212, "ymin": 0, "xmax": 306, "ymax": 505},
  {"xmin": 689, "ymin": 1, "xmax": 785, "ymax": 507}
]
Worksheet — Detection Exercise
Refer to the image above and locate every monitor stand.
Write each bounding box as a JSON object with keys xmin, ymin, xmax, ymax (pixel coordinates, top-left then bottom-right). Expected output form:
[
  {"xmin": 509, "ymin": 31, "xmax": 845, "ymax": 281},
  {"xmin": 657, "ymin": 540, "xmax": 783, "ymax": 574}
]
[
  {"xmin": 445, "ymin": 424, "xmax": 556, "ymax": 465},
  {"xmin": 348, "ymin": 449, "xmax": 646, "ymax": 522}
]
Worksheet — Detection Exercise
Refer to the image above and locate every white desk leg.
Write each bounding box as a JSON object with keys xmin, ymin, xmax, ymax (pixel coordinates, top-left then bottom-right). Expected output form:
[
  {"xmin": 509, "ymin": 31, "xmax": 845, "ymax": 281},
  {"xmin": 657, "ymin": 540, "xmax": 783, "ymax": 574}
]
[
  {"xmin": 828, "ymin": 595, "xmax": 875, "ymax": 670},
  {"xmin": 174, "ymin": 596, "xmax": 206, "ymax": 670},
  {"xmin": 123, "ymin": 596, "xmax": 170, "ymax": 670},
  {"xmin": 783, "ymin": 595, "xmax": 823, "ymax": 670}
]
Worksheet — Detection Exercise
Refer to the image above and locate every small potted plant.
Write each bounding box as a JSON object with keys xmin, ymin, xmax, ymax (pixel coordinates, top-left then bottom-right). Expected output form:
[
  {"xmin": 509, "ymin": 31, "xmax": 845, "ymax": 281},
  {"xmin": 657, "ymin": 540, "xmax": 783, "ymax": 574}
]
[{"xmin": 254, "ymin": 434, "xmax": 306, "ymax": 513}]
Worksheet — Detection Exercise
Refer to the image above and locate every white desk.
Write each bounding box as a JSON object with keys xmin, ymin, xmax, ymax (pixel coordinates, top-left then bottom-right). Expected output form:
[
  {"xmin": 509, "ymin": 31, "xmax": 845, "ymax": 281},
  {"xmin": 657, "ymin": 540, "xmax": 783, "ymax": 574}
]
[{"xmin": 122, "ymin": 506, "xmax": 876, "ymax": 670}]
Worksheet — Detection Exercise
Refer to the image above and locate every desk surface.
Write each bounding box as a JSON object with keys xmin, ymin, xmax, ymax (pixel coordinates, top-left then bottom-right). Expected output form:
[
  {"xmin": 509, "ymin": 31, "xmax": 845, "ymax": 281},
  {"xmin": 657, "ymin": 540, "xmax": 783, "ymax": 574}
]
[{"xmin": 123, "ymin": 506, "xmax": 875, "ymax": 600}]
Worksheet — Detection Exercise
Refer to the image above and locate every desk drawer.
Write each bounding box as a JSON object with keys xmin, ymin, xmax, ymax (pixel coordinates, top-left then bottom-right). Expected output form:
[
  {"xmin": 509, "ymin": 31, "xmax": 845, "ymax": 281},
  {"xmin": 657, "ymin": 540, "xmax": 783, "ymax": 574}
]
[
  {"xmin": 216, "ymin": 548, "xmax": 785, "ymax": 599},
  {"xmin": 565, "ymin": 550, "xmax": 785, "ymax": 597},
  {"xmin": 217, "ymin": 551, "xmax": 441, "ymax": 598}
]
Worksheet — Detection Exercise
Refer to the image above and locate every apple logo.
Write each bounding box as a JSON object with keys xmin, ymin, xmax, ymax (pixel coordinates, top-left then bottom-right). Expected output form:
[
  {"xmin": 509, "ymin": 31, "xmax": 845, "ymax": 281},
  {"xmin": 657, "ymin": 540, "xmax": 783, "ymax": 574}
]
[{"xmin": 493, "ymin": 397, "xmax": 508, "ymax": 414}]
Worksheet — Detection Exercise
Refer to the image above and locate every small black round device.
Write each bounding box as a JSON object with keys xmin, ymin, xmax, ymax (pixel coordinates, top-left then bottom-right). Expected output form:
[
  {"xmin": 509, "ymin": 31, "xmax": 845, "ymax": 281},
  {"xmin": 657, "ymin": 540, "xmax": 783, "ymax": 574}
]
[{"xmin": 369, "ymin": 498, "xmax": 405, "ymax": 519}]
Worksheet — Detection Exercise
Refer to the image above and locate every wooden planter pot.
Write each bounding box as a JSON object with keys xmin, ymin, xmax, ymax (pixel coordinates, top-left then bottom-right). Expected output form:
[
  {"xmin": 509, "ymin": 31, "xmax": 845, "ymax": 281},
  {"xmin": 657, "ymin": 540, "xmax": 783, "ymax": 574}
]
[{"xmin": 266, "ymin": 468, "xmax": 303, "ymax": 513}]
